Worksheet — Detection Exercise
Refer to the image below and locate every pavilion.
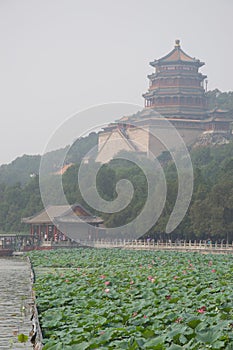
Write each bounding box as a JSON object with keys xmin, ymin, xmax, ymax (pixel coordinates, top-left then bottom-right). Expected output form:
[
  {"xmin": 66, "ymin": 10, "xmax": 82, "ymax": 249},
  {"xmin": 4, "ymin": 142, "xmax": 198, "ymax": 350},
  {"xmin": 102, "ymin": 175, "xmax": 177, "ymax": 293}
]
[{"xmin": 22, "ymin": 203, "xmax": 104, "ymax": 243}]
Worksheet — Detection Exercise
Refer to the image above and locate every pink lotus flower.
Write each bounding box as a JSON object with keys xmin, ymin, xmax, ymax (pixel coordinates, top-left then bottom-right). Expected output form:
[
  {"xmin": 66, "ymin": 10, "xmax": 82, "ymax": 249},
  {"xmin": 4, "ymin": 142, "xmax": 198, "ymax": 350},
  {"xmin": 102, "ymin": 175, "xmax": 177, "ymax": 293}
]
[
  {"xmin": 104, "ymin": 281, "xmax": 110, "ymax": 286},
  {"xmin": 174, "ymin": 276, "xmax": 178, "ymax": 280},
  {"xmin": 132, "ymin": 312, "xmax": 137, "ymax": 317},
  {"xmin": 197, "ymin": 306, "xmax": 206, "ymax": 313},
  {"xmin": 211, "ymin": 269, "xmax": 216, "ymax": 273},
  {"xmin": 175, "ymin": 317, "xmax": 183, "ymax": 323},
  {"xmin": 143, "ymin": 315, "xmax": 147, "ymax": 318},
  {"xmin": 129, "ymin": 280, "xmax": 134, "ymax": 285},
  {"xmin": 104, "ymin": 288, "xmax": 110, "ymax": 293},
  {"xmin": 208, "ymin": 260, "xmax": 213, "ymax": 266},
  {"xmin": 100, "ymin": 274, "xmax": 106, "ymax": 279}
]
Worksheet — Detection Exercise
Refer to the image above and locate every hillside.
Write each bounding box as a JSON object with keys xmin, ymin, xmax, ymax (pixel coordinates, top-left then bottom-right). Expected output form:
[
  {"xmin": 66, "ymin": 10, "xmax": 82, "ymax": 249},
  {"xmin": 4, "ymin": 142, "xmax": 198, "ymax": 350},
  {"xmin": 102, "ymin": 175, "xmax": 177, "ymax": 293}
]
[{"xmin": 0, "ymin": 132, "xmax": 98, "ymax": 186}]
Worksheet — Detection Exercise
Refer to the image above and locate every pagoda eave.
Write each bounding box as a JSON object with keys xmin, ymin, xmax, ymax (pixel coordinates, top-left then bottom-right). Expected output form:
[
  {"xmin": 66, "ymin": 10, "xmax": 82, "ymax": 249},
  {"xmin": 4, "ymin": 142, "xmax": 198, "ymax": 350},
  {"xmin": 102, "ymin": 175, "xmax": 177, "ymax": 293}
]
[{"xmin": 150, "ymin": 60, "xmax": 204, "ymax": 68}]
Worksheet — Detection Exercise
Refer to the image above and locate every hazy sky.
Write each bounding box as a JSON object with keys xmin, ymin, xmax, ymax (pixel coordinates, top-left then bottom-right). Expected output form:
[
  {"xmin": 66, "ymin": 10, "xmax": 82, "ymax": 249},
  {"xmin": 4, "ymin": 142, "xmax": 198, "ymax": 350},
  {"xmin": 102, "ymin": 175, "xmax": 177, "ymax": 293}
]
[{"xmin": 0, "ymin": 0, "xmax": 232, "ymax": 165}]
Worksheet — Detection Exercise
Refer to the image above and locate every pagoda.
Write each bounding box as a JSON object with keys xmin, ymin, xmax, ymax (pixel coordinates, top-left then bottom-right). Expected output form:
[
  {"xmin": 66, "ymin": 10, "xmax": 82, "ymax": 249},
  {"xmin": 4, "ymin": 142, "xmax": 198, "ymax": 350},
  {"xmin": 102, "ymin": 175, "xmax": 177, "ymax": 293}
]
[
  {"xmin": 96, "ymin": 41, "xmax": 232, "ymax": 163},
  {"xmin": 143, "ymin": 39, "xmax": 207, "ymax": 119}
]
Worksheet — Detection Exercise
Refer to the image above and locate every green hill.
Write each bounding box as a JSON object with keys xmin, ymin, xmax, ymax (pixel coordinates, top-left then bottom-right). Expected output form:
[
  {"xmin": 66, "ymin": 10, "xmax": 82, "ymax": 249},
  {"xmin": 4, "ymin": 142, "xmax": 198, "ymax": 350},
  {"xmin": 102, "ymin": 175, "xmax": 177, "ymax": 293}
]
[
  {"xmin": 0, "ymin": 140, "xmax": 233, "ymax": 241},
  {"xmin": 0, "ymin": 132, "xmax": 98, "ymax": 186}
]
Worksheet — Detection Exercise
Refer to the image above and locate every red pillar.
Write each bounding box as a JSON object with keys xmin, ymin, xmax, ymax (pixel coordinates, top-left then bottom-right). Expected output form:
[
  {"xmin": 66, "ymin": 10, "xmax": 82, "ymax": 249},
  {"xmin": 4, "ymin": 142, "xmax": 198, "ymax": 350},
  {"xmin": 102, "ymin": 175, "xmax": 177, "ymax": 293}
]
[{"xmin": 54, "ymin": 226, "xmax": 57, "ymax": 241}]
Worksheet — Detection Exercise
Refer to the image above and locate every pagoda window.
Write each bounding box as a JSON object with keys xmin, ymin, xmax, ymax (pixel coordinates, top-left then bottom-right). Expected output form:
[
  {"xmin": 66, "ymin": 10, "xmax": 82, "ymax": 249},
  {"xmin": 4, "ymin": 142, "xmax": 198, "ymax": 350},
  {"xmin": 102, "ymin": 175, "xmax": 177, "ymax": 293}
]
[
  {"xmin": 179, "ymin": 78, "xmax": 184, "ymax": 85},
  {"xmin": 165, "ymin": 66, "xmax": 175, "ymax": 70},
  {"xmin": 173, "ymin": 96, "xmax": 178, "ymax": 104},
  {"xmin": 165, "ymin": 96, "xmax": 171, "ymax": 104}
]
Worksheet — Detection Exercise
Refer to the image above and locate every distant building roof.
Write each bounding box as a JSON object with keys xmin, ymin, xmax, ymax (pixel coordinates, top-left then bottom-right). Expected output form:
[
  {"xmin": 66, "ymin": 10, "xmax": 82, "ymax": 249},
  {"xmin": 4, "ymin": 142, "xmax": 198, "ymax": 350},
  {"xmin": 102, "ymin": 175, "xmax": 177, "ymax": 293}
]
[{"xmin": 22, "ymin": 204, "xmax": 103, "ymax": 225}]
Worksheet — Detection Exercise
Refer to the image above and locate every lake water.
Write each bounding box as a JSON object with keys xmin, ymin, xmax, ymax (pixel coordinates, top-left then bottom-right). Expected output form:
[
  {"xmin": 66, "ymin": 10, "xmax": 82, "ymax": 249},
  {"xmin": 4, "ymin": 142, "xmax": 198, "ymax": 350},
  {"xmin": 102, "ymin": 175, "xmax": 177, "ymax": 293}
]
[{"xmin": 0, "ymin": 258, "xmax": 33, "ymax": 349}]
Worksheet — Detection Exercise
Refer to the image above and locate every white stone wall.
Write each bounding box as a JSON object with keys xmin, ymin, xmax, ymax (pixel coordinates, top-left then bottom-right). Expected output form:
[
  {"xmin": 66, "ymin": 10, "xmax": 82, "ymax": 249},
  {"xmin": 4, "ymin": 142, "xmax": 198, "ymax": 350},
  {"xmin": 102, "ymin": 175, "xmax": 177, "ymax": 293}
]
[
  {"xmin": 96, "ymin": 130, "xmax": 133, "ymax": 163},
  {"xmin": 127, "ymin": 127, "xmax": 149, "ymax": 153},
  {"xmin": 96, "ymin": 123, "xmax": 204, "ymax": 163}
]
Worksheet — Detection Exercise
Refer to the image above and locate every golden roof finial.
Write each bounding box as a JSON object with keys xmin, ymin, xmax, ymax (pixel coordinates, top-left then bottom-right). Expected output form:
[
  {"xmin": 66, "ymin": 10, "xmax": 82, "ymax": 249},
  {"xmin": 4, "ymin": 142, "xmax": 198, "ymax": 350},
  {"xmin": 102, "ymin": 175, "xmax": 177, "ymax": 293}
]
[{"xmin": 175, "ymin": 39, "xmax": 180, "ymax": 47}]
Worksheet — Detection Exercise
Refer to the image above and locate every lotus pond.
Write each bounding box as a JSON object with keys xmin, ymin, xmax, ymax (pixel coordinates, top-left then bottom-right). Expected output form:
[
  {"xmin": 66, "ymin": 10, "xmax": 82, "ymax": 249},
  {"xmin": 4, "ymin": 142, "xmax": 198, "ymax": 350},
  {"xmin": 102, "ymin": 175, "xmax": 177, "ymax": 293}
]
[{"xmin": 28, "ymin": 249, "xmax": 233, "ymax": 349}]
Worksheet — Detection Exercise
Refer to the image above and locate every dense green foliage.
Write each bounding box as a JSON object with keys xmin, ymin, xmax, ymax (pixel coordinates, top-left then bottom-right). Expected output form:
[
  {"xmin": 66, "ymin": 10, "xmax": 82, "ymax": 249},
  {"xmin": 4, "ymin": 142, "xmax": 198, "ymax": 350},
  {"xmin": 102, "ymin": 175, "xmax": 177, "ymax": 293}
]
[
  {"xmin": 0, "ymin": 141, "xmax": 233, "ymax": 241},
  {"xmin": 0, "ymin": 154, "xmax": 41, "ymax": 186},
  {"xmin": 207, "ymin": 90, "xmax": 233, "ymax": 115},
  {"xmin": 29, "ymin": 249, "xmax": 233, "ymax": 349},
  {"xmin": 0, "ymin": 176, "xmax": 43, "ymax": 232},
  {"xmin": 62, "ymin": 143, "xmax": 233, "ymax": 241}
]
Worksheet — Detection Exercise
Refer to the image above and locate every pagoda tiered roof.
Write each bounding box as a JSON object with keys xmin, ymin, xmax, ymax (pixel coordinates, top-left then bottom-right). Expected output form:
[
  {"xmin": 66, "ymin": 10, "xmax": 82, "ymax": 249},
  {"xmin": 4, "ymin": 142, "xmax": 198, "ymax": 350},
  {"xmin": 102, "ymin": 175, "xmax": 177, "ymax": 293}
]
[{"xmin": 150, "ymin": 40, "xmax": 204, "ymax": 67}]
